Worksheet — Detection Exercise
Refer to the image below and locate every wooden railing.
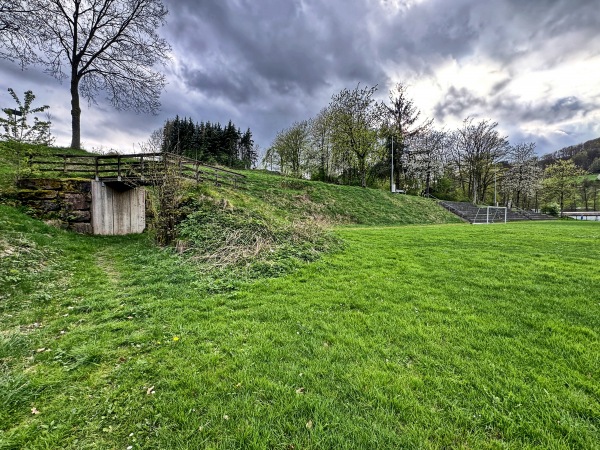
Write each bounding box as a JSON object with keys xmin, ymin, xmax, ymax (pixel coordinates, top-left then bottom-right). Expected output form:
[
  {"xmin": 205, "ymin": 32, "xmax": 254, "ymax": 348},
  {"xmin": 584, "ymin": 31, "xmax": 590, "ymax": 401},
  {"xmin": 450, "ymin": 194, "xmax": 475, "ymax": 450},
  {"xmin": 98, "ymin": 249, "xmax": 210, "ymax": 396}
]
[{"xmin": 25, "ymin": 152, "xmax": 247, "ymax": 189}]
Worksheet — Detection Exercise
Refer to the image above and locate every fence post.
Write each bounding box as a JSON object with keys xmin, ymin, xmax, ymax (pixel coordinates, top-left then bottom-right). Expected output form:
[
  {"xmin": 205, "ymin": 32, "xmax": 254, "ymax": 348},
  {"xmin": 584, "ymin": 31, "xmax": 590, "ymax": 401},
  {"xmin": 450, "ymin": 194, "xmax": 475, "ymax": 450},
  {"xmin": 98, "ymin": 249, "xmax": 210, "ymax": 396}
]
[
  {"xmin": 95, "ymin": 156, "xmax": 99, "ymax": 180},
  {"xmin": 117, "ymin": 155, "xmax": 122, "ymax": 181}
]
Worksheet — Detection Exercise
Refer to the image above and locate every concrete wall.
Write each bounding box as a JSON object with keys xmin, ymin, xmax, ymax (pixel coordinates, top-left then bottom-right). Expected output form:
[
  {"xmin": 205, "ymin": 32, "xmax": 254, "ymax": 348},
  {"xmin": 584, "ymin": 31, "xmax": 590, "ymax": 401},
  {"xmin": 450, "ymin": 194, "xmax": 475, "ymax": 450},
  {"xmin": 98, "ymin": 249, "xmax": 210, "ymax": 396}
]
[{"xmin": 91, "ymin": 181, "xmax": 145, "ymax": 235}]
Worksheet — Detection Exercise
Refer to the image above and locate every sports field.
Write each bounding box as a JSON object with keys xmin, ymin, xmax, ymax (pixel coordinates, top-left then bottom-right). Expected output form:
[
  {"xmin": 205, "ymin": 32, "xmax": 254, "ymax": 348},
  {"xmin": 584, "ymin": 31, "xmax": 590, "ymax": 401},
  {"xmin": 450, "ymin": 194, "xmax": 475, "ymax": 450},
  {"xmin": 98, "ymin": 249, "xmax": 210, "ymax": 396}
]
[{"xmin": 1, "ymin": 211, "xmax": 598, "ymax": 449}]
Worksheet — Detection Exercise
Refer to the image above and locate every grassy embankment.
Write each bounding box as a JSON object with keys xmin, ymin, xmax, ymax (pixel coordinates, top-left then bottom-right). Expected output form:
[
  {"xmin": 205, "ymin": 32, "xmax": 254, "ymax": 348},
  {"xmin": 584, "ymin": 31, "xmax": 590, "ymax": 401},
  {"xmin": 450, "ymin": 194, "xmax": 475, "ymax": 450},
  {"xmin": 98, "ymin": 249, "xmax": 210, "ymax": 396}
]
[
  {"xmin": 0, "ymin": 140, "xmax": 461, "ymax": 286},
  {"xmin": 1, "ymin": 142, "xmax": 598, "ymax": 448}
]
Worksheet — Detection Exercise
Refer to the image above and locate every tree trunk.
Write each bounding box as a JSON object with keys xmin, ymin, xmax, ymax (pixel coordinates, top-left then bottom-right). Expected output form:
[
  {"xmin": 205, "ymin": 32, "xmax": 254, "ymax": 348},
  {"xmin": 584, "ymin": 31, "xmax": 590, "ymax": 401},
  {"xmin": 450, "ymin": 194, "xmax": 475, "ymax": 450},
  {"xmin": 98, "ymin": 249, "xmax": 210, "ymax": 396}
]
[
  {"xmin": 360, "ymin": 157, "xmax": 367, "ymax": 188},
  {"xmin": 70, "ymin": 76, "xmax": 81, "ymax": 149},
  {"xmin": 559, "ymin": 192, "xmax": 564, "ymax": 212}
]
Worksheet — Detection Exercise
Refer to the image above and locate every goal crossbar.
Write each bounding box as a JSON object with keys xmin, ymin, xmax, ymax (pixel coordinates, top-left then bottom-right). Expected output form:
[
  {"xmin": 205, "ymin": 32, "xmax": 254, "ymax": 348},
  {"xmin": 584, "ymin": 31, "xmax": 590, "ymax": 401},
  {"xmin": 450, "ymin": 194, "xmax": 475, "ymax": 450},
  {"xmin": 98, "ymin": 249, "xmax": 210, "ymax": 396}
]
[{"xmin": 473, "ymin": 206, "xmax": 507, "ymax": 224}]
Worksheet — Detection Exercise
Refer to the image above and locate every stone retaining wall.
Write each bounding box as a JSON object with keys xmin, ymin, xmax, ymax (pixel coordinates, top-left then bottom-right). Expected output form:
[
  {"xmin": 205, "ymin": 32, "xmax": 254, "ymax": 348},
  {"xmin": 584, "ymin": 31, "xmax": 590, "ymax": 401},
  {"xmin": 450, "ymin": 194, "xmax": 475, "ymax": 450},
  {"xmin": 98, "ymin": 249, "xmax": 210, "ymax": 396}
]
[{"xmin": 17, "ymin": 178, "xmax": 93, "ymax": 234}]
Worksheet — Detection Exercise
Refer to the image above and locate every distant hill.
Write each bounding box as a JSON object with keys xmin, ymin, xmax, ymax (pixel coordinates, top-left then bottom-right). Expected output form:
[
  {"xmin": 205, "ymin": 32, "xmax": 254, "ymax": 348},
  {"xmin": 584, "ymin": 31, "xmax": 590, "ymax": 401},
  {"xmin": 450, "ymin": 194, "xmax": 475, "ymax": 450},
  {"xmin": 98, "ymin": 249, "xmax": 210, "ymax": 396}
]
[{"xmin": 540, "ymin": 137, "xmax": 600, "ymax": 173}]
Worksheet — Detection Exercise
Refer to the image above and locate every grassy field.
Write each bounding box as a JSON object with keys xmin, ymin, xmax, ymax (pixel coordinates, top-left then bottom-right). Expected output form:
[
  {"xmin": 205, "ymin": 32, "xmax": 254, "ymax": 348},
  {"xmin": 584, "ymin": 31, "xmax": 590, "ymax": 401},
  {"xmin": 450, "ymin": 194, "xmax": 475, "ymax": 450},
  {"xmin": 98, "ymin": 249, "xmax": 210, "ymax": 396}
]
[{"xmin": 1, "ymin": 204, "xmax": 598, "ymax": 449}]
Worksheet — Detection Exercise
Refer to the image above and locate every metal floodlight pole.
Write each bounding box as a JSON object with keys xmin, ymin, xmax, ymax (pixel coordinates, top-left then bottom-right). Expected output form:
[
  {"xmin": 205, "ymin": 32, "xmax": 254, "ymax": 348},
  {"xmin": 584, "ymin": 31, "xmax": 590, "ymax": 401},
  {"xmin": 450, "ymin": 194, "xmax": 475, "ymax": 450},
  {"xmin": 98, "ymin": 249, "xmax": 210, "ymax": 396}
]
[
  {"xmin": 494, "ymin": 170, "xmax": 497, "ymax": 207},
  {"xmin": 391, "ymin": 135, "xmax": 395, "ymax": 193}
]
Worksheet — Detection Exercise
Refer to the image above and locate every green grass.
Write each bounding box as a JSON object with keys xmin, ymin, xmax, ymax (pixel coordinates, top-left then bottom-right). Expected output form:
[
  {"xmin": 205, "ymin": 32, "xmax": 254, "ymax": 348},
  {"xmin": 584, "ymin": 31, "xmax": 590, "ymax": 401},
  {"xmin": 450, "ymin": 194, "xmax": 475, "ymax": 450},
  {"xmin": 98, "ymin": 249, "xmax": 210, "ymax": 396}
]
[
  {"xmin": 226, "ymin": 170, "xmax": 462, "ymax": 226},
  {"xmin": 579, "ymin": 174, "xmax": 600, "ymax": 183},
  {"xmin": 1, "ymin": 204, "xmax": 598, "ymax": 449}
]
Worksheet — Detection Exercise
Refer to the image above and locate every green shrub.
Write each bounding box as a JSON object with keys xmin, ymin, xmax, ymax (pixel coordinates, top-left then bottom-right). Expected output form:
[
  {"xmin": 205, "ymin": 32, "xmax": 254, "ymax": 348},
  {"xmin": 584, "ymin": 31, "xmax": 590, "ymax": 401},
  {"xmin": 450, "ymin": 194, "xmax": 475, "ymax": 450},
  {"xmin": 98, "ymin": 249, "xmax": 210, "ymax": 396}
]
[
  {"xmin": 176, "ymin": 196, "xmax": 341, "ymax": 282},
  {"xmin": 541, "ymin": 202, "xmax": 560, "ymax": 216}
]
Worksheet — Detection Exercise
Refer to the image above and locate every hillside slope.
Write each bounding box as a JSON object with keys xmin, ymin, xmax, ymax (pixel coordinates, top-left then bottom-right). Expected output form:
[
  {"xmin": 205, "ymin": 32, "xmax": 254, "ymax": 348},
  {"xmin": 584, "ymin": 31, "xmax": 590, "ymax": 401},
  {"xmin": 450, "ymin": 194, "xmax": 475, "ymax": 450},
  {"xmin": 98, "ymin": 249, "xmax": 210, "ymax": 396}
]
[
  {"xmin": 1, "ymin": 141, "xmax": 461, "ymax": 229},
  {"xmin": 190, "ymin": 170, "xmax": 462, "ymax": 227},
  {"xmin": 1, "ymin": 140, "xmax": 461, "ymax": 284}
]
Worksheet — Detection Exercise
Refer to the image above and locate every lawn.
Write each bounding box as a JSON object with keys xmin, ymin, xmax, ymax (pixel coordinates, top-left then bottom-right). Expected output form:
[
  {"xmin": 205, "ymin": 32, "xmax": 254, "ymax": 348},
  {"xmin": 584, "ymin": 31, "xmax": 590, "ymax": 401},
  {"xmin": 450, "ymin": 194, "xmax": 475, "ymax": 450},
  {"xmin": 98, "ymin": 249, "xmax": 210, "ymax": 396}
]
[{"xmin": 1, "ymin": 209, "xmax": 598, "ymax": 449}]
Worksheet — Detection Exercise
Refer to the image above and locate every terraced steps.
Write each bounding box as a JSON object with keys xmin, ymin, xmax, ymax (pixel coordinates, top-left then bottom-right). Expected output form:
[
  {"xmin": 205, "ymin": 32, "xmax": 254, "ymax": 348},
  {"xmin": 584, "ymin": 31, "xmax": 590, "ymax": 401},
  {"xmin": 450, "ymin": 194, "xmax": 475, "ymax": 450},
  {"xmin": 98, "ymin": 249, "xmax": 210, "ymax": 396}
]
[{"xmin": 438, "ymin": 201, "xmax": 557, "ymax": 224}]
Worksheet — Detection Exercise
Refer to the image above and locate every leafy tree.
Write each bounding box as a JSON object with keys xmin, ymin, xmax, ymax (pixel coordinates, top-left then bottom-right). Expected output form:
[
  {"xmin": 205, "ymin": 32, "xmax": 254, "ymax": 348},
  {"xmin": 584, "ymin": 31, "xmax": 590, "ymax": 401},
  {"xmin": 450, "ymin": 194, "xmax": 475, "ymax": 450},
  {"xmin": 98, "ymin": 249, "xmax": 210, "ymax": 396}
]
[
  {"xmin": 156, "ymin": 117, "xmax": 254, "ymax": 168},
  {"xmin": 592, "ymin": 179, "xmax": 600, "ymax": 211},
  {"xmin": 265, "ymin": 121, "xmax": 310, "ymax": 177},
  {"xmin": 239, "ymin": 128, "xmax": 256, "ymax": 169},
  {"xmin": 1, "ymin": 0, "xmax": 171, "ymax": 149},
  {"xmin": 223, "ymin": 121, "xmax": 240, "ymax": 167},
  {"xmin": 542, "ymin": 159, "xmax": 585, "ymax": 211},
  {"xmin": 589, "ymin": 157, "xmax": 600, "ymax": 174},
  {"xmin": 0, "ymin": 88, "xmax": 54, "ymax": 145},
  {"xmin": 329, "ymin": 84, "xmax": 382, "ymax": 188},
  {"xmin": 578, "ymin": 178, "xmax": 598, "ymax": 211}
]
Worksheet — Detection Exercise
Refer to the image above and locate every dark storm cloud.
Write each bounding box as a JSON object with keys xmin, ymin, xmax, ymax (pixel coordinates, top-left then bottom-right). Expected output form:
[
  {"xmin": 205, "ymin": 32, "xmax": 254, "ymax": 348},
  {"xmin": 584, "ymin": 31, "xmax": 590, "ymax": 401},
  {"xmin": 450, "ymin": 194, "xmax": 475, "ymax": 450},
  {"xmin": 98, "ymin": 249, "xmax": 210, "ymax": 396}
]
[
  {"xmin": 2, "ymin": 0, "xmax": 599, "ymax": 152},
  {"xmin": 434, "ymin": 86, "xmax": 486, "ymax": 119},
  {"xmin": 180, "ymin": 63, "xmax": 260, "ymax": 104},
  {"xmin": 164, "ymin": 0, "xmax": 384, "ymax": 104},
  {"xmin": 435, "ymin": 84, "xmax": 599, "ymax": 125}
]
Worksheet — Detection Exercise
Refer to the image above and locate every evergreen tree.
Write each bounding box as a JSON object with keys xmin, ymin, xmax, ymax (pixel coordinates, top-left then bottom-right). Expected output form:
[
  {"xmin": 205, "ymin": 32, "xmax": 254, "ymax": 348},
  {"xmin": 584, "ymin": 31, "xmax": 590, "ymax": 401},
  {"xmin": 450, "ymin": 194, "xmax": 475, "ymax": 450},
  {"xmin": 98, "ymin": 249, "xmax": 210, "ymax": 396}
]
[{"xmin": 154, "ymin": 117, "xmax": 253, "ymax": 168}]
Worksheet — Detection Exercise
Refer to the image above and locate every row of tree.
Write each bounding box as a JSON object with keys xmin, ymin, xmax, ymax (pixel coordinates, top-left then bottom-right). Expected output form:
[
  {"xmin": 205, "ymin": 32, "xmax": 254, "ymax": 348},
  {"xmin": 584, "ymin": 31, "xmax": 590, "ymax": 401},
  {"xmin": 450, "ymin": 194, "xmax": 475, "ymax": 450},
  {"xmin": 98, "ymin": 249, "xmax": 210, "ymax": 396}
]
[
  {"xmin": 540, "ymin": 137, "xmax": 600, "ymax": 173},
  {"xmin": 144, "ymin": 117, "xmax": 258, "ymax": 169},
  {"xmin": 263, "ymin": 83, "xmax": 599, "ymax": 211}
]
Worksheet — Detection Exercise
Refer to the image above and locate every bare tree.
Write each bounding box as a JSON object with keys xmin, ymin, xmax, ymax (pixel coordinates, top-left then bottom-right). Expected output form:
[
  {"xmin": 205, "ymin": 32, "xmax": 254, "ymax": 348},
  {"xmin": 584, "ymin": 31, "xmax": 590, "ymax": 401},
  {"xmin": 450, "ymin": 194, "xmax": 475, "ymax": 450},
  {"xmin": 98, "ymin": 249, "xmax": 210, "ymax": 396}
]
[
  {"xmin": 138, "ymin": 127, "xmax": 164, "ymax": 154},
  {"xmin": 405, "ymin": 129, "xmax": 447, "ymax": 196},
  {"xmin": 449, "ymin": 118, "xmax": 509, "ymax": 204},
  {"xmin": 307, "ymin": 107, "xmax": 334, "ymax": 182},
  {"xmin": 0, "ymin": 1, "xmax": 37, "ymax": 65},
  {"xmin": 1, "ymin": 0, "xmax": 171, "ymax": 149},
  {"xmin": 502, "ymin": 142, "xmax": 541, "ymax": 209}
]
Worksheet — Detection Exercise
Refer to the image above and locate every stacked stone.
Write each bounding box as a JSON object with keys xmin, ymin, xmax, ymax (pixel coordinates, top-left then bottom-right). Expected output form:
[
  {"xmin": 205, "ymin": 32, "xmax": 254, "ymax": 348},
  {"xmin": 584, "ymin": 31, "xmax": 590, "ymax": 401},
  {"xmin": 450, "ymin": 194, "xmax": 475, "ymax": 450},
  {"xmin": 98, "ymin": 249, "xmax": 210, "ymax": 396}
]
[{"xmin": 17, "ymin": 178, "xmax": 93, "ymax": 233}]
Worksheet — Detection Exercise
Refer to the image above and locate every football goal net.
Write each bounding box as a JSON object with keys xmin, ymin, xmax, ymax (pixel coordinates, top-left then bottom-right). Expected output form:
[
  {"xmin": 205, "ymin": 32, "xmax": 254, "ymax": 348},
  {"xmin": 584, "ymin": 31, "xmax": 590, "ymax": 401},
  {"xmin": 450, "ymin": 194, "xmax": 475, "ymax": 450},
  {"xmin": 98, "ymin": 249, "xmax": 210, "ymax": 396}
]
[{"xmin": 473, "ymin": 206, "xmax": 507, "ymax": 224}]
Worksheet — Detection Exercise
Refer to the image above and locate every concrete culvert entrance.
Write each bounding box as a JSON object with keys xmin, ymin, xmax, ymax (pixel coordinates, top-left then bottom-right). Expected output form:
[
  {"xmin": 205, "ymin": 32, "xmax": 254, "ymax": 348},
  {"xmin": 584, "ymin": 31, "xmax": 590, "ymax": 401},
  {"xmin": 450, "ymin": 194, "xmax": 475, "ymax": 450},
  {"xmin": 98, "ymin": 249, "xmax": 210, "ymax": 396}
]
[{"xmin": 91, "ymin": 181, "xmax": 145, "ymax": 235}]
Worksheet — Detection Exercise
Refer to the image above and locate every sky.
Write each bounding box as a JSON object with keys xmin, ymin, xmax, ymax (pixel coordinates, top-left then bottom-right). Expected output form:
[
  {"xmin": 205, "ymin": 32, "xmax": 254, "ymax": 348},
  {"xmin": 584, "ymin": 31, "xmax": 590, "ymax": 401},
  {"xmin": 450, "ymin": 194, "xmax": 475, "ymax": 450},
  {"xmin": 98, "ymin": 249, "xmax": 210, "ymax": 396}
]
[{"xmin": 1, "ymin": 0, "xmax": 599, "ymax": 157}]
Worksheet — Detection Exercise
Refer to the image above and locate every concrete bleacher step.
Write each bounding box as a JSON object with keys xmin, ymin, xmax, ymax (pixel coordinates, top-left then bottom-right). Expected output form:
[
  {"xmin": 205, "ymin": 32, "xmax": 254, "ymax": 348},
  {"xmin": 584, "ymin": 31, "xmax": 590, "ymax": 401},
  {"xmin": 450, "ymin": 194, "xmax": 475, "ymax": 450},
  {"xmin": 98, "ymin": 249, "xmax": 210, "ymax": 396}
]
[{"xmin": 438, "ymin": 201, "xmax": 556, "ymax": 223}]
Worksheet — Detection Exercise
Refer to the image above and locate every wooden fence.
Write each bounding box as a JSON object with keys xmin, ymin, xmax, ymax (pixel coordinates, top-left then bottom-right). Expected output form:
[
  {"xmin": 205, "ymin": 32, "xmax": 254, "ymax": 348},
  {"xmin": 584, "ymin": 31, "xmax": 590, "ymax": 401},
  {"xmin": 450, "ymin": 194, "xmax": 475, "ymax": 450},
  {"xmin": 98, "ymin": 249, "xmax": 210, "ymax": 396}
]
[{"xmin": 25, "ymin": 152, "xmax": 247, "ymax": 189}]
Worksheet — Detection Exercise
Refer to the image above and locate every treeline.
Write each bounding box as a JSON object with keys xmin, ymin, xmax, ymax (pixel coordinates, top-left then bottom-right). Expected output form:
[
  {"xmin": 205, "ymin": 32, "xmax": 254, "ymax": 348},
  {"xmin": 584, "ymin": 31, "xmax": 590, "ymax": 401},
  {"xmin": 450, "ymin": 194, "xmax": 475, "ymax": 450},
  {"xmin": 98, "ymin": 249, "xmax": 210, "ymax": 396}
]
[
  {"xmin": 147, "ymin": 116, "xmax": 258, "ymax": 169},
  {"xmin": 264, "ymin": 83, "xmax": 600, "ymax": 212},
  {"xmin": 540, "ymin": 137, "xmax": 600, "ymax": 173}
]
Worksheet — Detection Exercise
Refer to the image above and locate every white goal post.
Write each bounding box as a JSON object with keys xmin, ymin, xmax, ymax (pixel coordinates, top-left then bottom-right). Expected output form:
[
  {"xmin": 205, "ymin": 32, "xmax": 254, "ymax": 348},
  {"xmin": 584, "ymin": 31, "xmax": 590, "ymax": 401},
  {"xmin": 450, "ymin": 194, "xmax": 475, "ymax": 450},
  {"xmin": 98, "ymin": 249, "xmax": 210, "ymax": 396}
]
[{"xmin": 473, "ymin": 206, "xmax": 507, "ymax": 224}]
